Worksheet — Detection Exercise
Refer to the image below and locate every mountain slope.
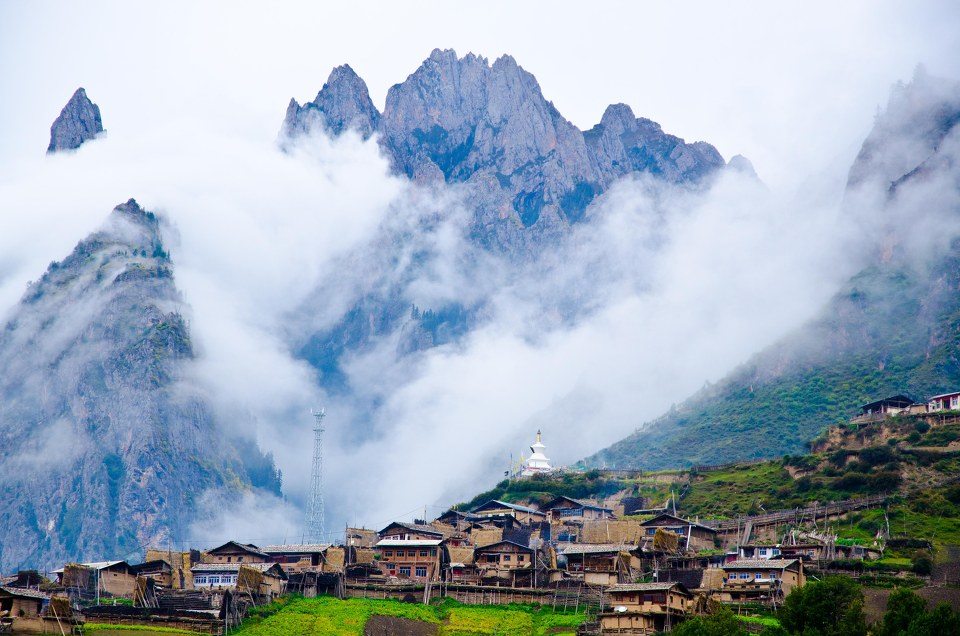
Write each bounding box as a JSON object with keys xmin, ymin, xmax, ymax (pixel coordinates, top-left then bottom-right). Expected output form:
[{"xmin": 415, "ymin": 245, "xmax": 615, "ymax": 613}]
[
  {"xmin": 0, "ymin": 200, "xmax": 278, "ymax": 571},
  {"xmin": 48, "ymin": 87, "xmax": 103, "ymax": 153},
  {"xmin": 588, "ymin": 70, "xmax": 960, "ymax": 469}
]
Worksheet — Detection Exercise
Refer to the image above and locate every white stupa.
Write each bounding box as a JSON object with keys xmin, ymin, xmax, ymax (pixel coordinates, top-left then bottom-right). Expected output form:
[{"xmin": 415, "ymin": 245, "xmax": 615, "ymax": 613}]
[{"xmin": 521, "ymin": 430, "xmax": 553, "ymax": 477}]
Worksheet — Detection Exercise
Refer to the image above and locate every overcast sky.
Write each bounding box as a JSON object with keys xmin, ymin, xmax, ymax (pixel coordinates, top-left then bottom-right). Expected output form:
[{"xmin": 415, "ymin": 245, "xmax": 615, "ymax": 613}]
[
  {"xmin": 2, "ymin": 1, "xmax": 959, "ymax": 188},
  {"xmin": 3, "ymin": 1, "xmax": 960, "ymax": 540}
]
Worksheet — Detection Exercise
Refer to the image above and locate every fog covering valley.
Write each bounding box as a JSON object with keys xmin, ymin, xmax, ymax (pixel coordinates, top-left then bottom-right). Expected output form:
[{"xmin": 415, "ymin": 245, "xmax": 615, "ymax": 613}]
[{"xmin": 1, "ymin": 1, "xmax": 959, "ymax": 570}]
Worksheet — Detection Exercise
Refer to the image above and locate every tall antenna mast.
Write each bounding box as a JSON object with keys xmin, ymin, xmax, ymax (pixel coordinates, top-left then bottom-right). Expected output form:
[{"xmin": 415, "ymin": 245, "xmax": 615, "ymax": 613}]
[{"xmin": 306, "ymin": 408, "xmax": 326, "ymax": 543}]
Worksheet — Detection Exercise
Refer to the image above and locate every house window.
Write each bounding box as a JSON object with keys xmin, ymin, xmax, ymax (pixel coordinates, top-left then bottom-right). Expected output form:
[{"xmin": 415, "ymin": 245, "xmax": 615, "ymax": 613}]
[
  {"xmin": 503, "ymin": 554, "xmax": 511, "ymax": 562},
  {"xmin": 384, "ymin": 551, "xmax": 393, "ymax": 557},
  {"xmin": 238, "ymin": 557, "xmax": 243, "ymax": 562},
  {"xmin": 420, "ymin": 550, "xmax": 428, "ymax": 557},
  {"xmin": 755, "ymin": 573, "xmax": 763, "ymax": 580},
  {"xmin": 227, "ymin": 557, "xmax": 232, "ymax": 562},
  {"xmin": 485, "ymin": 555, "xmax": 498, "ymax": 563},
  {"xmin": 399, "ymin": 566, "xmax": 411, "ymax": 577},
  {"xmin": 759, "ymin": 549, "xmax": 767, "ymax": 556},
  {"xmin": 430, "ymin": 549, "xmax": 437, "ymax": 556},
  {"xmin": 518, "ymin": 555, "xmax": 525, "ymax": 562},
  {"xmin": 415, "ymin": 567, "xmax": 427, "ymax": 577},
  {"xmin": 209, "ymin": 576, "xmax": 221, "ymax": 584},
  {"xmin": 195, "ymin": 576, "xmax": 207, "ymax": 585},
  {"xmin": 740, "ymin": 573, "xmax": 750, "ymax": 580}
]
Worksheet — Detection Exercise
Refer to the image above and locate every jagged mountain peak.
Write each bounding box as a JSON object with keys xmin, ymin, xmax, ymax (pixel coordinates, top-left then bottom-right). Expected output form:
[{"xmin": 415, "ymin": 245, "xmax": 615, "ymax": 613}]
[
  {"xmin": 282, "ymin": 63, "xmax": 380, "ymax": 140},
  {"xmin": 47, "ymin": 87, "xmax": 104, "ymax": 153}
]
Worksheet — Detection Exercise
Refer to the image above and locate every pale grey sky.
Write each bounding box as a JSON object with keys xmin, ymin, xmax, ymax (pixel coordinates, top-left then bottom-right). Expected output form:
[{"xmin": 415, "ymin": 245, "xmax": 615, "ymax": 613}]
[{"xmin": 1, "ymin": 1, "xmax": 959, "ymax": 187}]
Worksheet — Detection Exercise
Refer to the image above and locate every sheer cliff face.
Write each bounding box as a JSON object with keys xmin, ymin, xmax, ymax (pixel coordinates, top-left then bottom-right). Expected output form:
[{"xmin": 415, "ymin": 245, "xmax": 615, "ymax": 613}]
[
  {"xmin": 589, "ymin": 71, "xmax": 960, "ymax": 470},
  {"xmin": 282, "ymin": 48, "xmax": 726, "ymax": 253},
  {"xmin": 47, "ymin": 88, "xmax": 103, "ymax": 153},
  {"xmin": 0, "ymin": 200, "xmax": 263, "ymax": 571}
]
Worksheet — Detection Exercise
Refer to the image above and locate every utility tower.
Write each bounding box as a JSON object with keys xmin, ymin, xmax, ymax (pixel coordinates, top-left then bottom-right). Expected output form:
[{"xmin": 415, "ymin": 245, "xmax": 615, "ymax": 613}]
[{"xmin": 305, "ymin": 408, "xmax": 326, "ymax": 543}]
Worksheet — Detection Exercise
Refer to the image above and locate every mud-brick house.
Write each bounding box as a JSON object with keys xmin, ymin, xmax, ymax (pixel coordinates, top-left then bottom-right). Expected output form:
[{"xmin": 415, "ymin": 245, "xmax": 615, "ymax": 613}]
[
  {"xmin": 599, "ymin": 582, "xmax": 692, "ymax": 634},
  {"xmin": 557, "ymin": 543, "xmax": 643, "ymax": 586},
  {"xmin": 541, "ymin": 496, "xmax": 615, "ymax": 522},
  {"xmin": 719, "ymin": 559, "xmax": 804, "ymax": 604},
  {"xmin": 474, "ymin": 539, "xmax": 537, "ymax": 585},
  {"xmin": 130, "ymin": 560, "xmax": 174, "ymax": 587},
  {"xmin": 640, "ymin": 513, "xmax": 718, "ymax": 552},
  {"xmin": 203, "ymin": 541, "xmax": 271, "ymax": 565},
  {"xmin": 0, "ymin": 586, "xmax": 48, "ymax": 618},
  {"xmin": 470, "ymin": 500, "xmax": 547, "ymax": 524},
  {"xmin": 54, "ymin": 561, "xmax": 135, "ymax": 598},
  {"xmin": 191, "ymin": 562, "xmax": 287, "ymax": 597},
  {"xmin": 262, "ymin": 544, "xmax": 330, "ymax": 573}
]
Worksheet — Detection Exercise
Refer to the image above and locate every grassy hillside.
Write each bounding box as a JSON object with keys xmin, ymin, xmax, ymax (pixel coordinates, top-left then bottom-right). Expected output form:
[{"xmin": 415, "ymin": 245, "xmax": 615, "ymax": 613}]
[
  {"xmin": 587, "ymin": 253, "xmax": 960, "ymax": 470},
  {"xmin": 233, "ymin": 596, "xmax": 586, "ymax": 636}
]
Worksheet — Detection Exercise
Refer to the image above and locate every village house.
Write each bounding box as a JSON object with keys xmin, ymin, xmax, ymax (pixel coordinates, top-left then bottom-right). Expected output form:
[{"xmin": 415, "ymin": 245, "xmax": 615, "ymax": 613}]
[
  {"xmin": 374, "ymin": 523, "xmax": 445, "ymax": 581},
  {"xmin": 599, "ymin": 581, "xmax": 692, "ymax": 634},
  {"xmin": 640, "ymin": 513, "xmax": 718, "ymax": 552},
  {"xmin": 474, "ymin": 540, "xmax": 536, "ymax": 572},
  {"xmin": 53, "ymin": 561, "xmax": 136, "ymax": 598},
  {"xmin": 470, "ymin": 500, "xmax": 548, "ymax": 524},
  {"xmin": 191, "ymin": 562, "xmax": 287, "ymax": 597},
  {"xmin": 556, "ymin": 543, "xmax": 643, "ymax": 586},
  {"xmin": 928, "ymin": 391, "xmax": 960, "ymax": 412},
  {"xmin": 0, "ymin": 586, "xmax": 48, "ymax": 619},
  {"xmin": 541, "ymin": 495, "xmax": 616, "ymax": 521},
  {"xmin": 203, "ymin": 541, "xmax": 271, "ymax": 565},
  {"xmin": 262, "ymin": 544, "xmax": 329, "ymax": 573},
  {"xmin": 719, "ymin": 558, "xmax": 804, "ymax": 605},
  {"xmin": 130, "ymin": 560, "xmax": 174, "ymax": 588},
  {"xmin": 857, "ymin": 395, "xmax": 916, "ymax": 420}
]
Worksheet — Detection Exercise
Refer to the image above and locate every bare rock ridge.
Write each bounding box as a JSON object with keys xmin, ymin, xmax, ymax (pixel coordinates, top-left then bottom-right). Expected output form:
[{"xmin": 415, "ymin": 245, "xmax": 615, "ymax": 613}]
[
  {"xmin": 47, "ymin": 87, "xmax": 103, "ymax": 153},
  {"xmin": 0, "ymin": 199, "xmax": 278, "ymax": 571},
  {"xmin": 281, "ymin": 48, "xmax": 727, "ymax": 252}
]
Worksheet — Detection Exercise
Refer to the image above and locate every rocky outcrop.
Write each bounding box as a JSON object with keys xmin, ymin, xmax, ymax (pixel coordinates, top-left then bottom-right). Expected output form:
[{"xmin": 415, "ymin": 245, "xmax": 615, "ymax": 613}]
[
  {"xmin": 0, "ymin": 200, "xmax": 278, "ymax": 571},
  {"xmin": 47, "ymin": 87, "xmax": 103, "ymax": 153},
  {"xmin": 584, "ymin": 103, "xmax": 725, "ymax": 187},
  {"xmin": 282, "ymin": 65, "xmax": 380, "ymax": 141},
  {"xmin": 282, "ymin": 49, "xmax": 728, "ymax": 254}
]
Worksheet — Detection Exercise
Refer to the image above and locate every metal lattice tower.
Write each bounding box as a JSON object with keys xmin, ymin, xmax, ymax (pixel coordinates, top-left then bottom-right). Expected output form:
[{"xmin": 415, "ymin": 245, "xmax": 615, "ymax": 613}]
[{"xmin": 305, "ymin": 408, "xmax": 325, "ymax": 542}]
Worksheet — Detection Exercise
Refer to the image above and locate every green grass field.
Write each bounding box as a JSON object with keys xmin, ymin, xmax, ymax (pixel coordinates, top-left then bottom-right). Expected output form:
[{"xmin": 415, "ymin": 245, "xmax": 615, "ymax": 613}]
[{"xmin": 232, "ymin": 596, "xmax": 587, "ymax": 636}]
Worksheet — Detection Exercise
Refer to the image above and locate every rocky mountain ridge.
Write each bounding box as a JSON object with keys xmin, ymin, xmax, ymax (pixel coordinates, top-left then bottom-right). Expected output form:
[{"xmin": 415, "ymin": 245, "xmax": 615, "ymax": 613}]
[
  {"xmin": 0, "ymin": 199, "xmax": 278, "ymax": 571},
  {"xmin": 283, "ymin": 48, "xmax": 728, "ymax": 253}
]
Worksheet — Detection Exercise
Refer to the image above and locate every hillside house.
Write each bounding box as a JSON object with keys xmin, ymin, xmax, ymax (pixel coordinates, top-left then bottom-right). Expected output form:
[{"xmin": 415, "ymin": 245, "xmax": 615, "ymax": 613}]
[
  {"xmin": 130, "ymin": 560, "xmax": 174, "ymax": 588},
  {"xmin": 374, "ymin": 539, "xmax": 442, "ymax": 581},
  {"xmin": 191, "ymin": 562, "xmax": 287, "ymax": 597},
  {"xmin": 640, "ymin": 513, "xmax": 718, "ymax": 552},
  {"xmin": 557, "ymin": 543, "xmax": 643, "ymax": 586},
  {"xmin": 474, "ymin": 540, "xmax": 536, "ymax": 572},
  {"xmin": 599, "ymin": 582, "xmax": 692, "ymax": 634},
  {"xmin": 470, "ymin": 500, "xmax": 547, "ymax": 524},
  {"xmin": 0, "ymin": 586, "xmax": 48, "ymax": 619},
  {"xmin": 262, "ymin": 544, "xmax": 330, "ymax": 573},
  {"xmin": 203, "ymin": 541, "xmax": 271, "ymax": 565},
  {"xmin": 928, "ymin": 391, "xmax": 960, "ymax": 412},
  {"xmin": 858, "ymin": 395, "xmax": 916, "ymax": 419},
  {"xmin": 379, "ymin": 522, "xmax": 445, "ymax": 542},
  {"xmin": 719, "ymin": 558, "xmax": 804, "ymax": 604},
  {"xmin": 541, "ymin": 495, "xmax": 615, "ymax": 521},
  {"xmin": 54, "ymin": 561, "xmax": 135, "ymax": 598}
]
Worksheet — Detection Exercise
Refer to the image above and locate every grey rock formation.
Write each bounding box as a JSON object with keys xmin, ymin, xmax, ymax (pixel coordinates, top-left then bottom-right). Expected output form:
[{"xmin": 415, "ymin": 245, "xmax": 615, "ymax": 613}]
[
  {"xmin": 584, "ymin": 103, "xmax": 725, "ymax": 187},
  {"xmin": 282, "ymin": 65, "xmax": 380, "ymax": 141},
  {"xmin": 47, "ymin": 87, "xmax": 103, "ymax": 153},
  {"xmin": 0, "ymin": 199, "xmax": 277, "ymax": 571},
  {"xmin": 282, "ymin": 49, "xmax": 728, "ymax": 254}
]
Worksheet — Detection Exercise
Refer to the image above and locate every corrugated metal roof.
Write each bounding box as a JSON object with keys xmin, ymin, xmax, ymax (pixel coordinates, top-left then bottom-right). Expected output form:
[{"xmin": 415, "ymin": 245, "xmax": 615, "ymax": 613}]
[
  {"xmin": 559, "ymin": 543, "xmax": 639, "ymax": 555},
  {"xmin": 262, "ymin": 544, "xmax": 330, "ymax": 553},
  {"xmin": 375, "ymin": 539, "xmax": 443, "ymax": 547},
  {"xmin": 608, "ymin": 582, "xmax": 687, "ymax": 593},
  {"xmin": 190, "ymin": 562, "xmax": 280, "ymax": 573},
  {"xmin": 723, "ymin": 558, "xmax": 799, "ymax": 569},
  {"xmin": 471, "ymin": 500, "xmax": 544, "ymax": 515}
]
